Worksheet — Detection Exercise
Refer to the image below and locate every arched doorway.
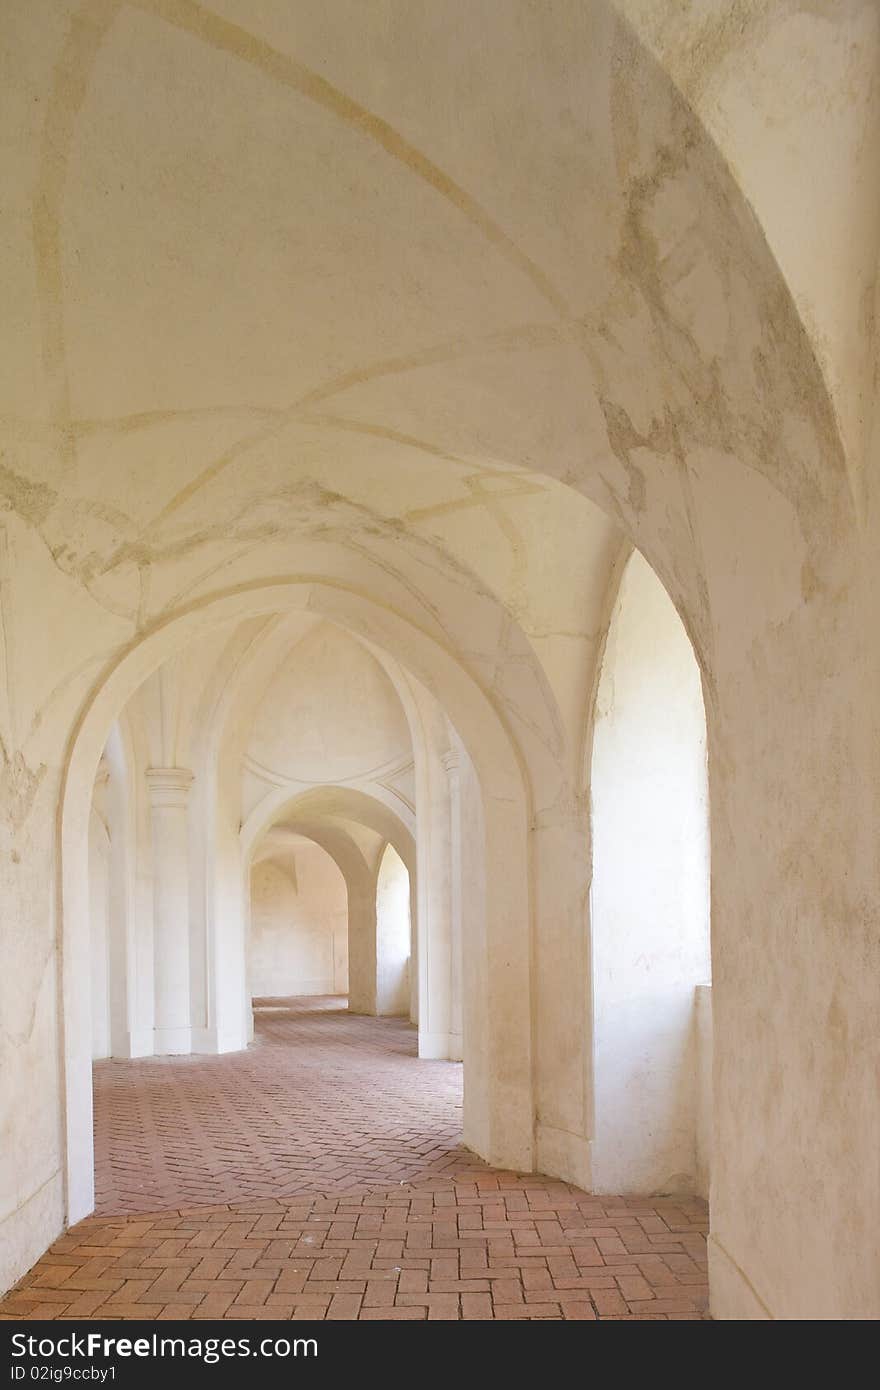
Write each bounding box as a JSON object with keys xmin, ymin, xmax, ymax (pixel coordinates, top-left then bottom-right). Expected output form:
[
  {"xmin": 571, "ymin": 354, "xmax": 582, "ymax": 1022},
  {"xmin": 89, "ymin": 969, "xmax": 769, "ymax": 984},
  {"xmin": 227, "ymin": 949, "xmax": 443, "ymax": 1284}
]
[
  {"xmin": 2, "ymin": 0, "xmax": 871, "ymax": 1320},
  {"xmin": 589, "ymin": 548, "xmax": 711, "ymax": 1196},
  {"xmin": 375, "ymin": 843, "xmax": 412, "ymax": 1018},
  {"xmin": 249, "ymin": 834, "xmax": 349, "ymax": 1001},
  {"xmin": 61, "ymin": 579, "xmax": 544, "ymax": 1224}
]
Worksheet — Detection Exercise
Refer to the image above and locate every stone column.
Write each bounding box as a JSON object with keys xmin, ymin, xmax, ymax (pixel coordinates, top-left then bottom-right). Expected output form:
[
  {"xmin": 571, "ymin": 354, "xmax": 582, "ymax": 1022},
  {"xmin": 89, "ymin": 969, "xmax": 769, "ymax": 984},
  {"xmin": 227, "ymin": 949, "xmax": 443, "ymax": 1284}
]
[
  {"xmin": 89, "ymin": 762, "xmax": 112, "ymax": 1060},
  {"xmin": 146, "ymin": 767, "xmax": 194, "ymax": 1055},
  {"xmin": 417, "ymin": 744, "xmax": 457, "ymax": 1059},
  {"xmin": 442, "ymin": 748, "xmax": 463, "ymax": 1061}
]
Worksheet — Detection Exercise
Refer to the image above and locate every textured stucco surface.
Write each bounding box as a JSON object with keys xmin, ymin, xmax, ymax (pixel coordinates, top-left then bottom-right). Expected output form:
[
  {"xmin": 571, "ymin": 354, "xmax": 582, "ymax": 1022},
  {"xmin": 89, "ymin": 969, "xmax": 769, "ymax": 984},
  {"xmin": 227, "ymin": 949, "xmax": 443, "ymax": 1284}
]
[{"xmin": 0, "ymin": 0, "xmax": 878, "ymax": 1317}]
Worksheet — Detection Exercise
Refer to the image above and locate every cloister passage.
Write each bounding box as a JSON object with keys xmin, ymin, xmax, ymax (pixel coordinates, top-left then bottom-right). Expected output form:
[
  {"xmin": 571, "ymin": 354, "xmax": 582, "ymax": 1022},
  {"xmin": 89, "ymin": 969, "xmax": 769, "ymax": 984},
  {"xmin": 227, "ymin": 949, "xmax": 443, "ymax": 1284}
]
[
  {"xmin": 0, "ymin": 544, "xmax": 716, "ymax": 1321},
  {"xmin": 91, "ymin": 1000, "xmax": 469, "ymax": 1216},
  {"xmin": 3, "ymin": 1001, "xmax": 709, "ymax": 1321},
  {"xmin": 3, "ymin": 1, "xmax": 879, "ymax": 1323}
]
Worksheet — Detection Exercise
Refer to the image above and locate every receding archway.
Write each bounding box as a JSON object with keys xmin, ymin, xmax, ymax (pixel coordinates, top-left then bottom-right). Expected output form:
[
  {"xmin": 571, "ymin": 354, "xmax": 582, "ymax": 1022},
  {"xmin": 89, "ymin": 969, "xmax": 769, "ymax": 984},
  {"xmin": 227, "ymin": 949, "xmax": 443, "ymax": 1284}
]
[
  {"xmin": 60, "ymin": 578, "xmax": 545, "ymax": 1225},
  {"xmin": 241, "ymin": 784, "xmax": 417, "ymax": 1024},
  {"xmin": 375, "ymin": 843, "xmax": 412, "ymax": 1018},
  {"xmin": 2, "ymin": 0, "xmax": 872, "ymax": 1322},
  {"xmin": 249, "ymin": 834, "xmax": 349, "ymax": 1000}
]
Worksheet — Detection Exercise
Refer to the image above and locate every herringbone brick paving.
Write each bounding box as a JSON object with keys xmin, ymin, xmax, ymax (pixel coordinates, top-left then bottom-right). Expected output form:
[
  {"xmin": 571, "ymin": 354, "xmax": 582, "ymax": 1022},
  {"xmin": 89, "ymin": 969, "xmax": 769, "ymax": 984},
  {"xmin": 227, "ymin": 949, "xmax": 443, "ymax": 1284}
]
[
  {"xmin": 93, "ymin": 998, "xmax": 479, "ymax": 1212},
  {"xmin": 0, "ymin": 998, "xmax": 709, "ymax": 1320}
]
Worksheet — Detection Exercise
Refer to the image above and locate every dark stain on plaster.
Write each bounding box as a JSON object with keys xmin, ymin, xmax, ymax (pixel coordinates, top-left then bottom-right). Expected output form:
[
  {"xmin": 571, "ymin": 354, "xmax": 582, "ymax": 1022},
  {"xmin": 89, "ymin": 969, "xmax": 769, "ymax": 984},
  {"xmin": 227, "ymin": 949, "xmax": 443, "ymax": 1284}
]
[
  {"xmin": 19, "ymin": 0, "xmax": 859, "ymax": 763},
  {"xmin": 0, "ymin": 463, "xmax": 57, "ymax": 528},
  {"xmin": 0, "ymin": 748, "xmax": 47, "ymax": 834},
  {"xmin": 800, "ymin": 559, "xmax": 820, "ymax": 603},
  {"xmin": 599, "ymin": 400, "xmax": 652, "ymax": 516},
  {"xmin": 607, "ymin": 11, "xmax": 851, "ymax": 541},
  {"xmin": 667, "ymin": 0, "xmax": 774, "ymax": 108}
]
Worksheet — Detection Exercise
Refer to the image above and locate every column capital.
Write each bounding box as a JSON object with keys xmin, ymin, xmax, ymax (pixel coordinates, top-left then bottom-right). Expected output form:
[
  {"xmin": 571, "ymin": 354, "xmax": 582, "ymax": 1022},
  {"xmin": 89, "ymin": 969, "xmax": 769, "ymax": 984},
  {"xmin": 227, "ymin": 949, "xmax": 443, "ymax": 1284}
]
[{"xmin": 146, "ymin": 766, "xmax": 194, "ymax": 808}]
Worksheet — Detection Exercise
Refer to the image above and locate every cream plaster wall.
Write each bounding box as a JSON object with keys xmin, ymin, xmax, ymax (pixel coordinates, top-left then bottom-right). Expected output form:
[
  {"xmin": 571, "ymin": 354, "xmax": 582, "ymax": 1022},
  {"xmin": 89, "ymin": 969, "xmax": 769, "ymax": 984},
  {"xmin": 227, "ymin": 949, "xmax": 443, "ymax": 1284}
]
[
  {"xmin": 247, "ymin": 621, "xmax": 411, "ymax": 788},
  {"xmin": 0, "ymin": 0, "xmax": 877, "ymax": 1319},
  {"xmin": 249, "ymin": 842, "xmax": 348, "ymax": 998},
  {"xmin": 240, "ymin": 622, "xmax": 416, "ymax": 870}
]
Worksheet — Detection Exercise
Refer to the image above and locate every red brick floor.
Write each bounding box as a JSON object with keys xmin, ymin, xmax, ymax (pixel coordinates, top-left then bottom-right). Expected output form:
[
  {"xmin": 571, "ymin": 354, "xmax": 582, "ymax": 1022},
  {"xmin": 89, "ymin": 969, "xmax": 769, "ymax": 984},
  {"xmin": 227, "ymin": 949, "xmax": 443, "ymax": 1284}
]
[
  {"xmin": 94, "ymin": 997, "xmax": 479, "ymax": 1212},
  {"xmin": 0, "ymin": 997, "xmax": 709, "ymax": 1320}
]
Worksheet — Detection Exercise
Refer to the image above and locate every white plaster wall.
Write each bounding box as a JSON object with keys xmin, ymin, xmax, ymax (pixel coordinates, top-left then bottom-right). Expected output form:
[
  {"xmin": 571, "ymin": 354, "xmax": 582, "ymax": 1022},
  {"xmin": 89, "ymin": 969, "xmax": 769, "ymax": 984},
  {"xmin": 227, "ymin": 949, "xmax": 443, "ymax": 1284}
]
[
  {"xmin": 103, "ymin": 723, "xmax": 137, "ymax": 1060},
  {"xmin": 591, "ymin": 550, "xmax": 710, "ymax": 1194},
  {"xmin": 246, "ymin": 621, "xmax": 412, "ymax": 791},
  {"xmin": 125, "ymin": 710, "xmax": 157, "ymax": 1058},
  {"xmin": 459, "ymin": 747, "xmax": 489, "ymax": 1160},
  {"xmin": 410, "ymin": 688, "xmax": 456, "ymax": 1060},
  {"xmin": 88, "ymin": 807, "xmax": 111, "ymax": 1061},
  {"xmin": 249, "ymin": 842, "xmax": 348, "ymax": 998},
  {"xmin": 0, "ymin": 0, "xmax": 877, "ymax": 1318},
  {"xmin": 695, "ymin": 984, "xmax": 713, "ymax": 1202},
  {"xmin": 375, "ymin": 844, "xmax": 410, "ymax": 1016}
]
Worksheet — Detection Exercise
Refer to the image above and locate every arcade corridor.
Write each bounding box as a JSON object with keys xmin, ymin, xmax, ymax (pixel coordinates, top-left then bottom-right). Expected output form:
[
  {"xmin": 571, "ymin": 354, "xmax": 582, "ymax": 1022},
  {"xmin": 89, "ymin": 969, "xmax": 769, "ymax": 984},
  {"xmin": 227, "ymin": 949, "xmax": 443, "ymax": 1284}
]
[{"xmin": 0, "ymin": 1002, "xmax": 708, "ymax": 1321}]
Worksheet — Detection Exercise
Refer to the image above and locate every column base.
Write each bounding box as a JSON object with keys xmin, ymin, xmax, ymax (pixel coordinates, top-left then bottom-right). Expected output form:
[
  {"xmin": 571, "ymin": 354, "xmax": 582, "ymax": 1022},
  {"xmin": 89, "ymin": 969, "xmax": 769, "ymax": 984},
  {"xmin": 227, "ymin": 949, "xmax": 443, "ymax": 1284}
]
[
  {"xmin": 418, "ymin": 1030, "xmax": 460, "ymax": 1060},
  {"xmin": 110, "ymin": 1029, "xmax": 154, "ymax": 1059},
  {"xmin": 153, "ymin": 1026, "xmax": 192, "ymax": 1055},
  {"xmin": 536, "ymin": 1124, "xmax": 592, "ymax": 1190},
  {"xmin": 191, "ymin": 1027, "xmax": 219, "ymax": 1054},
  {"xmin": 189, "ymin": 1027, "xmax": 248, "ymax": 1054}
]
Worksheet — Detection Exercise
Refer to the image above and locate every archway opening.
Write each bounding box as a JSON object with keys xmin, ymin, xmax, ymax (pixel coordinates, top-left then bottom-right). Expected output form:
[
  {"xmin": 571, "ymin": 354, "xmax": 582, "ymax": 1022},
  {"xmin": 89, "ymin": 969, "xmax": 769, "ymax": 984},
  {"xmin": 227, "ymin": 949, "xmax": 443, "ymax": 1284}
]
[
  {"xmin": 66, "ymin": 579, "xmax": 536, "ymax": 1224},
  {"xmin": 590, "ymin": 549, "xmax": 712, "ymax": 1198},
  {"xmin": 249, "ymin": 832, "xmax": 349, "ymax": 1004},
  {"xmin": 375, "ymin": 843, "xmax": 412, "ymax": 1018}
]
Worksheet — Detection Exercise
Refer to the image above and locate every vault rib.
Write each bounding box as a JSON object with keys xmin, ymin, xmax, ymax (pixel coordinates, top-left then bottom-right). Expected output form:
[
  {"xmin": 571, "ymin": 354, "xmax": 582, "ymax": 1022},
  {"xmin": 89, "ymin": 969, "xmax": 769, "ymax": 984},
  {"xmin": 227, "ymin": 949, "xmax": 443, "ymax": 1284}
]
[{"xmin": 136, "ymin": 0, "xmax": 570, "ymax": 316}]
